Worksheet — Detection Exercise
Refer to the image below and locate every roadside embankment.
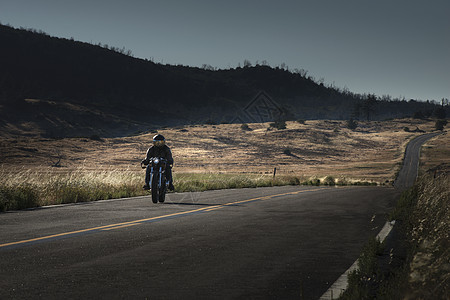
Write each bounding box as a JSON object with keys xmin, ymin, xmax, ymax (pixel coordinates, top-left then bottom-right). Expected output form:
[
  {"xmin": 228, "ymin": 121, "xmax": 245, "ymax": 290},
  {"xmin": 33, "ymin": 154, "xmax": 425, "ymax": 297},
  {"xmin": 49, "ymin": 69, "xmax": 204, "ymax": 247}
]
[
  {"xmin": 339, "ymin": 174, "xmax": 449, "ymax": 299},
  {"xmin": 404, "ymin": 174, "xmax": 449, "ymax": 299}
]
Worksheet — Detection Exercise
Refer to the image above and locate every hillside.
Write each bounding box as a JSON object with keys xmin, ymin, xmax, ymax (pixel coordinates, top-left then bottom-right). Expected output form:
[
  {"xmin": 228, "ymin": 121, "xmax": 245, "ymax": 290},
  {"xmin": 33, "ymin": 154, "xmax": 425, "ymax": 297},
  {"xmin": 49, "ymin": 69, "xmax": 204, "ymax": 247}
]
[
  {"xmin": 0, "ymin": 24, "xmax": 445, "ymax": 138},
  {"xmin": 0, "ymin": 119, "xmax": 441, "ymax": 184}
]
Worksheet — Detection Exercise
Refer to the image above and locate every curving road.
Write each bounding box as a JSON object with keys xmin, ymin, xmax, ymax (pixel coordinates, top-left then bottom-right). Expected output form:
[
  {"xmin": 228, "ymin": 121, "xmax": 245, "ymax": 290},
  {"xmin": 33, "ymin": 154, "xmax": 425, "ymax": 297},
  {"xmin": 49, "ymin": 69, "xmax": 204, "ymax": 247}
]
[
  {"xmin": 0, "ymin": 133, "xmax": 438, "ymax": 299},
  {"xmin": 394, "ymin": 132, "xmax": 441, "ymax": 189}
]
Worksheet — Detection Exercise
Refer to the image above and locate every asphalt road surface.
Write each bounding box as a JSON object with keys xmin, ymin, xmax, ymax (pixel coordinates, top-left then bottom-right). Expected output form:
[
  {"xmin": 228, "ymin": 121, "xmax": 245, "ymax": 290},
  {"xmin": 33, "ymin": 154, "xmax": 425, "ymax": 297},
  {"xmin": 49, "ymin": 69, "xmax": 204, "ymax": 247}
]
[
  {"xmin": 0, "ymin": 133, "xmax": 438, "ymax": 299},
  {"xmin": 394, "ymin": 132, "xmax": 441, "ymax": 189}
]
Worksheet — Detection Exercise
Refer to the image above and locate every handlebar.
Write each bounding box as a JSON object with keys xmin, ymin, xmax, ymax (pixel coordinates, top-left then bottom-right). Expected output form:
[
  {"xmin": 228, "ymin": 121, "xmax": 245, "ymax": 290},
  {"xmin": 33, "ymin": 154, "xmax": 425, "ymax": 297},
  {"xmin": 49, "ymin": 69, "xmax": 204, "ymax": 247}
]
[{"xmin": 141, "ymin": 157, "xmax": 169, "ymax": 169}]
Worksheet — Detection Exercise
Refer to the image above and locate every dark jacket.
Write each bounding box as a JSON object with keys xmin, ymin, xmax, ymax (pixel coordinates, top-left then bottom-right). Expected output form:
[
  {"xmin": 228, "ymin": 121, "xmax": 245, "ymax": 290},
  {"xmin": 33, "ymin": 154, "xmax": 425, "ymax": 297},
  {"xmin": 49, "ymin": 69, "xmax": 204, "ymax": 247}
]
[{"xmin": 146, "ymin": 145, "xmax": 173, "ymax": 165}]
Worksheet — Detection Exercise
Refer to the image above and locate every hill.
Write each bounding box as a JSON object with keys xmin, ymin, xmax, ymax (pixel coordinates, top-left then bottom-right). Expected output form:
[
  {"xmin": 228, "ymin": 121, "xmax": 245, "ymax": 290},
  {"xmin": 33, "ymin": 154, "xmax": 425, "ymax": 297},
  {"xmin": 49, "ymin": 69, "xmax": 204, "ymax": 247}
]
[{"xmin": 0, "ymin": 24, "xmax": 446, "ymax": 138}]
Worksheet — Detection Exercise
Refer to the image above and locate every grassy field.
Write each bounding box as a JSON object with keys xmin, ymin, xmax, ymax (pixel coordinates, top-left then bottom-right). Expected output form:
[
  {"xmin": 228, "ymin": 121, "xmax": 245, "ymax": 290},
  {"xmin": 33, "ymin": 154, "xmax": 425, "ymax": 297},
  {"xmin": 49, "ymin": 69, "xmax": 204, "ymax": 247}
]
[
  {"xmin": 0, "ymin": 119, "xmax": 439, "ymax": 176},
  {"xmin": 0, "ymin": 118, "xmax": 445, "ymax": 210}
]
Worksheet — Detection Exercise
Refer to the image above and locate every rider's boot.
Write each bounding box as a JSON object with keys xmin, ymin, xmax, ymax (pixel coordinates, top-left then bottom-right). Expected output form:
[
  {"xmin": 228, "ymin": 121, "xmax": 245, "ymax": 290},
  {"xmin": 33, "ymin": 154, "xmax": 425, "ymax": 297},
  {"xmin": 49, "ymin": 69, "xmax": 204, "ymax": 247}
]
[
  {"xmin": 143, "ymin": 183, "xmax": 150, "ymax": 190},
  {"xmin": 168, "ymin": 181, "xmax": 175, "ymax": 191}
]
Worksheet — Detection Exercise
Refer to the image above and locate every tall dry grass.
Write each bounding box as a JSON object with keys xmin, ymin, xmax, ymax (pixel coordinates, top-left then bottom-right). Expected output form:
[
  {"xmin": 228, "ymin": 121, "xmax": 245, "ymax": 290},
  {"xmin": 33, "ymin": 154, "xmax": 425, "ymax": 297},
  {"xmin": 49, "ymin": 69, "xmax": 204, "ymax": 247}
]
[
  {"xmin": 0, "ymin": 166, "xmax": 309, "ymax": 211},
  {"xmin": 0, "ymin": 166, "xmax": 146, "ymax": 210},
  {"xmin": 173, "ymin": 173, "xmax": 306, "ymax": 192},
  {"xmin": 0, "ymin": 166, "xmax": 375, "ymax": 211}
]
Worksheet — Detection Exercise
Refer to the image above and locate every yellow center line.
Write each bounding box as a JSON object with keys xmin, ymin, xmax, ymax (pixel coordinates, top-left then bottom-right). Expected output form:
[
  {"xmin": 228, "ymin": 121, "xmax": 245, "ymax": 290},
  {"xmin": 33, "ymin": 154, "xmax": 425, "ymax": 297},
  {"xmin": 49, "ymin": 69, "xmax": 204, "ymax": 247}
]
[
  {"xmin": 102, "ymin": 223, "xmax": 140, "ymax": 231},
  {"xmin": 0, "ymin": 206, "xmax": 214, "ymax": 248},
  {"xmin": 204, "ymin": 206, "xmax": 224, "ymax": 212},
  {"xmin": 0, "ymin": 188, "xmax": 322, "ymax": 249}
]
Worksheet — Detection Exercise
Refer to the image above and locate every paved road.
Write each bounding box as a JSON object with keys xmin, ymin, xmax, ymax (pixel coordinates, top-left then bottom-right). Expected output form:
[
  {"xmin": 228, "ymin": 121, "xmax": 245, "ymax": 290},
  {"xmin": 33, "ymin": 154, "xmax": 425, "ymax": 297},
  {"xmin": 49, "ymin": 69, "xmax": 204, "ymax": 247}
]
[
  {"xmin": 394, "ymin": 132, "xmax": 441, "ymax": 189},
  {"xmin": 0, "ymin": 133, "xmax": 438, "ymax": 299},
  {"xmin": 1, "ymin": 186, "xmax": 397, "ymax": 299}
]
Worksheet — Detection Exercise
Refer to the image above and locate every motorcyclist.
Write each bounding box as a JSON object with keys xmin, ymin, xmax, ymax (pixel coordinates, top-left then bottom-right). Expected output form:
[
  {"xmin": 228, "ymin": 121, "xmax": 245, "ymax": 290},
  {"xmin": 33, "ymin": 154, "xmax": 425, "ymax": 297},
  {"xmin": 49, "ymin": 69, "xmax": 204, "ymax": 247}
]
[{"xmin": 142, "ymin": 134, "xmax": 174, "ymax": 191}]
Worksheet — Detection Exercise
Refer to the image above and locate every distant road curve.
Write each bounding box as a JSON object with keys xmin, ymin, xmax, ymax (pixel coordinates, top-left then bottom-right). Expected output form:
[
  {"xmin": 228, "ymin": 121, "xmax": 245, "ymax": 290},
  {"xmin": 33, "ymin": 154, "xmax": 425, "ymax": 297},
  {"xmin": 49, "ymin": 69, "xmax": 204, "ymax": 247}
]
[{"xmin": 394, "ymin": 132, "xmax": 441, "ymax": 189}]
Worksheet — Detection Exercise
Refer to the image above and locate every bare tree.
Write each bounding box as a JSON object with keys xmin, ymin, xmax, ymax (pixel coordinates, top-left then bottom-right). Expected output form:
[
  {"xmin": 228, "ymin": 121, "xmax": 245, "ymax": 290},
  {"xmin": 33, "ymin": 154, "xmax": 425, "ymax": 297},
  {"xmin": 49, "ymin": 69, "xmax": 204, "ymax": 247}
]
[{"xmin": 49, "ymin": 150, "xmax": 63, "ymax": 167}]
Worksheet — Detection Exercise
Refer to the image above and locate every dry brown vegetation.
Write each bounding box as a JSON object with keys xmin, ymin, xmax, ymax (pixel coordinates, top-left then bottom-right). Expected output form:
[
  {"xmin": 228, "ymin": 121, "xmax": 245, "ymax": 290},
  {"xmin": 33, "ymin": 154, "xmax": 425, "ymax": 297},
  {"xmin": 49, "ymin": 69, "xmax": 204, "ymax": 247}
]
[
  {"xmin": 406, "ymin": 174, "xmax": 449, "ymax": 299},
  {"xmin": 0, "ymin": 118, "xmax": 440, "ymax": 184},
  {"xmin": 420, "ymin": 130, "xmax": 450, "ymax": 175}
]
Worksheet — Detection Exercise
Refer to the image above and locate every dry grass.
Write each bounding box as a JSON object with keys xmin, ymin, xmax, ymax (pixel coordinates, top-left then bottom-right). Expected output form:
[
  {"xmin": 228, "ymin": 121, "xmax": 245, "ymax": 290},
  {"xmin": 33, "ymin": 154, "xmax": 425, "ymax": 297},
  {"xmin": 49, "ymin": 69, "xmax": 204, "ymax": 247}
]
[
  {"xmin": 406, "ymin": 174, "xmax": 450, "ymax": 299},
  {"xmin": 420, "ymin": 131, "xmax": 450, "ymax": 175},
  {"xmin": 2, "ymin": 118, "xmax": 444, "ymax": 210},
  {"xmin": 0, "ymin": 166, "xmax": 310, "ymax": 210},
  {"xmin": 0, "ymin": 166, "xmax": 145, "ymax": 210},
  {"xmin": 0, "ymin": 118, "xmax": 439, "ymax": 184}
]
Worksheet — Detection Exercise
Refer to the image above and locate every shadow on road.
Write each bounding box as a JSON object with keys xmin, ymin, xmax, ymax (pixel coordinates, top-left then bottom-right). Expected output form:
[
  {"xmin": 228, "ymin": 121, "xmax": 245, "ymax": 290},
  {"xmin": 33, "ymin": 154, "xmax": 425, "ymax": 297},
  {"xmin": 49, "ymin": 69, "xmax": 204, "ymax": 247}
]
[{"xmin": 163, "ymin": 202, "xmax": 222, "ymax": 207}]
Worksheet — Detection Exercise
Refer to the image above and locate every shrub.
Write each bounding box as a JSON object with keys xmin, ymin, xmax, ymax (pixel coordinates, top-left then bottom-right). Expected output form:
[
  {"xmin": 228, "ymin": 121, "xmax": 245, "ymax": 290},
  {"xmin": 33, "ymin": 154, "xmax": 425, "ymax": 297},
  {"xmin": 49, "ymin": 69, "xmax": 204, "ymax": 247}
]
[
  {"xmin": 0, "ymin": 185, "xmax": 40, "ymax": 211},
  {"xmin": 240, "ymin": 123, "xmax": 251, "ymax": 131},
  {"xmin": 306, "ymin": 178, "xmax": 321, "ymax": 186},
  {"xmin": 269, "ymin": 120, "xmax": 287, "ymax": 130},
  {"xmin": 323, "ymin": 176, "xmax": 336, "ymax": 186},
  {"xmin": 342, "ymin": 237, "xmax": 385, "ymax": 299},
  {"xmin": 346, "ymin": 118, "xmax": 358, "ymax": 130},
  {"xmin": 283, "ymin": 148, "xmax": 292, "ymax": 156},
  {"xmin": 435, "ymin": 119, "xmax": 447, "ymax": 131}
]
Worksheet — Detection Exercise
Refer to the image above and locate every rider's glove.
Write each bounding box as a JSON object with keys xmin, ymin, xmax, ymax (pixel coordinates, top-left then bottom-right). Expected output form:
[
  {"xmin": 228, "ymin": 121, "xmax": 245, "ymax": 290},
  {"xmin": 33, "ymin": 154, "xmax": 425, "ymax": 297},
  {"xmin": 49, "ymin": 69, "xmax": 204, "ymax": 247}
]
[{"xmin": 141, "ymin": 158, "xmax": 149, "ymax": 165}]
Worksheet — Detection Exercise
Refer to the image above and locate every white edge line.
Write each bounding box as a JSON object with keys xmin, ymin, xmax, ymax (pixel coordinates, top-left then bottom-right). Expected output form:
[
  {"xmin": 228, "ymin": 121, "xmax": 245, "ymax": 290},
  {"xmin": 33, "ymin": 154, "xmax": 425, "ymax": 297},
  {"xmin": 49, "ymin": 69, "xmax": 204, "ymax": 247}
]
[{"xmin": 319, "ymin": 220, "xmax": 396, "ymax": 300}]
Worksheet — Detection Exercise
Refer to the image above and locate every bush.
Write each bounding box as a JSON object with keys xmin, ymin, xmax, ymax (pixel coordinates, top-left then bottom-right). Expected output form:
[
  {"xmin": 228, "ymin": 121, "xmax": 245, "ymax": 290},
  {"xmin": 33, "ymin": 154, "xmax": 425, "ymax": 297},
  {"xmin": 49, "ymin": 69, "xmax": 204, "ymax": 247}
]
[
  {"xmin": 346, "ymin": 118, "xmax": 358, "ymax": 130},
  {"xmin": 323, "ymin": 176, "xmax": 336, "ymax": 186},
  {"xmin": 305, "ymin": 178, "xmax": 321, "ymax": 186},
  {"xmin": 269, "ymin": 120, "xmax": 287, "ymax": 130},
  {"xmin": 240, "ymin": 123, "xmax": 251, "ymax": 131},
  {"xmin": 435, "ymin": 119, "xmax": 447, "ymax": 131},
  {"xmin": 341, "ymin": 237, "xmax": 385, "ymax": 299},
  {"xmin": 283, "ymin": 148, "xmax": 292, "ymax": 156},
  {"xmin": 0, "ymin": 185, "xmax": 40, "ymax": 211}
]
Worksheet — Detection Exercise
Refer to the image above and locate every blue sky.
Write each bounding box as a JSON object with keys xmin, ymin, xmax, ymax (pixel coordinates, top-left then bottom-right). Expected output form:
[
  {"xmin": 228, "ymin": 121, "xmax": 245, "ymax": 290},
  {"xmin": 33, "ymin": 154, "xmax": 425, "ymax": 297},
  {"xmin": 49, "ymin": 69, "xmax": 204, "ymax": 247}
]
[{"xmin": 1, "ymin": 0, "xmax": 449, "ymax": 101}]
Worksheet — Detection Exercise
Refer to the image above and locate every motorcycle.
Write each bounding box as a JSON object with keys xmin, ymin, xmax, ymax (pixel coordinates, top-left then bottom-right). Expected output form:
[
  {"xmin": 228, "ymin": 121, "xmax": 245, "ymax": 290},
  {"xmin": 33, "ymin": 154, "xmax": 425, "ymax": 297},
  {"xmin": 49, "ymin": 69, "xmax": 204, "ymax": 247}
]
[{"xmin": 141, "ymin": 157, "xmax": 169, "ymax": 203}]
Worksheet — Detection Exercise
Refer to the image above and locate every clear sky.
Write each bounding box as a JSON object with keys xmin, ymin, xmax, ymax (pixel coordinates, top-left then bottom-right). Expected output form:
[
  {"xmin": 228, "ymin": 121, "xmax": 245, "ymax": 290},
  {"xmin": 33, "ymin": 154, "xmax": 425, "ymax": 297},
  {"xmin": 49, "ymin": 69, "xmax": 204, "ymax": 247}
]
[{"xmin": 1, "ymin": 0, "xmax": 449, "ymax": 101}]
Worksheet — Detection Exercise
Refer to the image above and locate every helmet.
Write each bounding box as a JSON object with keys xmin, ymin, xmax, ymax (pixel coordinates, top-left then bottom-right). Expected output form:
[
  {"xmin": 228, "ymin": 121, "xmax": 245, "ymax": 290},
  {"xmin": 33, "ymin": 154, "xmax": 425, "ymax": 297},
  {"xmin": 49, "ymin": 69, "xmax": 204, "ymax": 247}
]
[{"xmin": 153, "ymin": 134, "xmax": 165, "ymax": 147}]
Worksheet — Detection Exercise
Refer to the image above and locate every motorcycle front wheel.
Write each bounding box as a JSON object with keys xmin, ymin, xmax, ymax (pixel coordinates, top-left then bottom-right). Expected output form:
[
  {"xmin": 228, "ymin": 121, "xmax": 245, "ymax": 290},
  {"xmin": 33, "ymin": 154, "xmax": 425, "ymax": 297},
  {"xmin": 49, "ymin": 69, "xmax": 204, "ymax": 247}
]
[
  {"xmin": 158, "ymin": 182, "xmax": 166, "ymax": 203},
  {"xmin": 151, "ymin": 175, "xmax": 159, "ymax": 204}
]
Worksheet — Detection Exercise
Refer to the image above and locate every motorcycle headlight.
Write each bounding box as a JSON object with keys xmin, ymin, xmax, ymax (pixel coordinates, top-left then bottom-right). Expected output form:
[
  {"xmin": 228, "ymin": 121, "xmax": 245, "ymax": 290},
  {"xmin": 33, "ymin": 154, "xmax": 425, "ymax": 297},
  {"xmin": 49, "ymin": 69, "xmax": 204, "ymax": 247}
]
[{"xmin": 153, "ymin": 158, "xmax": 160, "ymax": 164}]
